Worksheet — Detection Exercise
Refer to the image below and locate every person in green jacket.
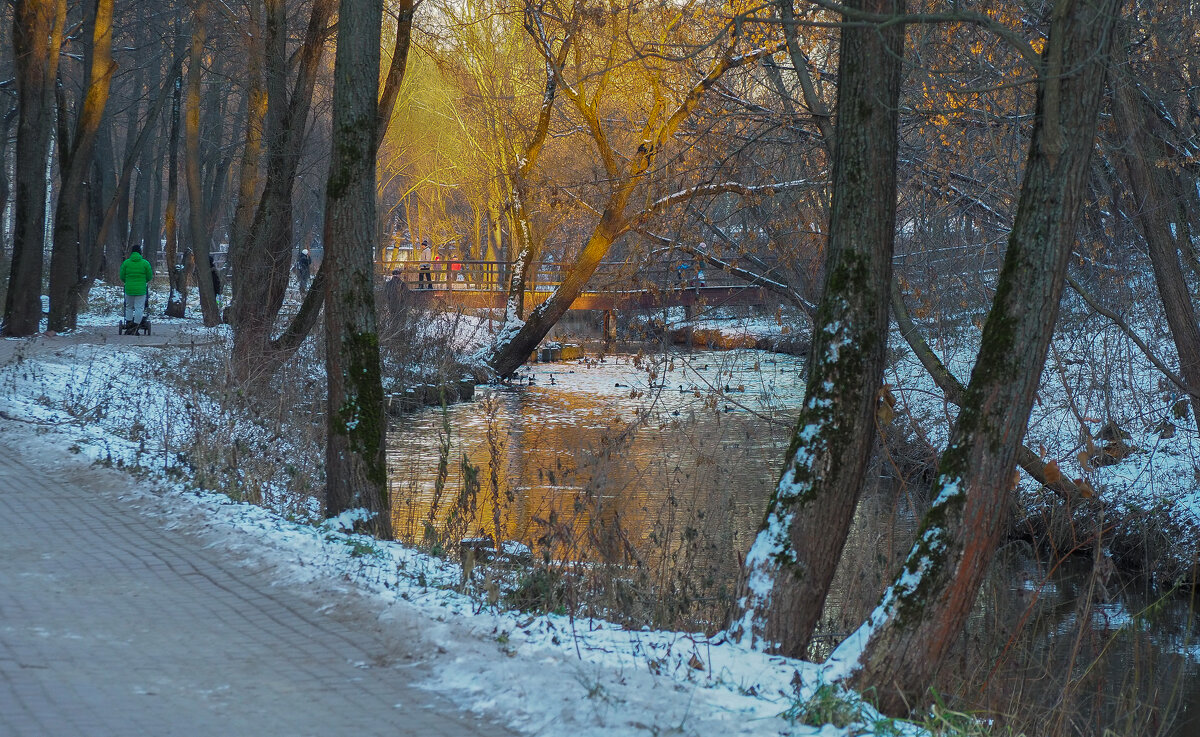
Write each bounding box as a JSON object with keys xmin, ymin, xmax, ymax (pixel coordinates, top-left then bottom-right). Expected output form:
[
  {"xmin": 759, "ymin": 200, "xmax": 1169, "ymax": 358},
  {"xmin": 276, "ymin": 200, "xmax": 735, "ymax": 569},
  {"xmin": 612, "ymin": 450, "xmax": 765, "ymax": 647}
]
[{"xmin": 119, "ymin": 245, "xmax": 154, "ymax": 327}]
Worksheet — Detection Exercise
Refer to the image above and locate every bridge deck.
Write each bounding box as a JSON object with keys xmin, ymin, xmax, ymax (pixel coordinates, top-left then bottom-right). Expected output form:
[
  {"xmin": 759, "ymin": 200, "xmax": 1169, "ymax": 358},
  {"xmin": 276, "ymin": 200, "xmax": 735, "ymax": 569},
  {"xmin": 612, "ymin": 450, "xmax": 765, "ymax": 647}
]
[{"xmin": 381, "ymin": 260, "xmax": 771, "ymax": 310}]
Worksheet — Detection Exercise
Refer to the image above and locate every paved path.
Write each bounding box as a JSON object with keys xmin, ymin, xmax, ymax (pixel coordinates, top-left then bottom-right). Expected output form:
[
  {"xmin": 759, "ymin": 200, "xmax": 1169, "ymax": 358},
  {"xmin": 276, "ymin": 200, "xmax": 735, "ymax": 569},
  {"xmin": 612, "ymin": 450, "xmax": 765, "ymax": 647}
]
[
  {"xmin": 0, "ymin": 318, "xmax": 204, "ymax": 364},
  {"xmin": 0, "ymin": 432, "xmax": 515, "ymax": 737}
]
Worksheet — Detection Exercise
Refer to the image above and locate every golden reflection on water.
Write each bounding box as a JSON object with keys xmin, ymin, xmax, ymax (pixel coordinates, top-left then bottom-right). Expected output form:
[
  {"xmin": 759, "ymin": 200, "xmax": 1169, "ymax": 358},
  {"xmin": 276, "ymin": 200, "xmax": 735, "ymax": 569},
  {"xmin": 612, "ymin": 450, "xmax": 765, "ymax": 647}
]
[{"xmin": 386, "ymin": 352, "xmax": 804, "ymax": 569}]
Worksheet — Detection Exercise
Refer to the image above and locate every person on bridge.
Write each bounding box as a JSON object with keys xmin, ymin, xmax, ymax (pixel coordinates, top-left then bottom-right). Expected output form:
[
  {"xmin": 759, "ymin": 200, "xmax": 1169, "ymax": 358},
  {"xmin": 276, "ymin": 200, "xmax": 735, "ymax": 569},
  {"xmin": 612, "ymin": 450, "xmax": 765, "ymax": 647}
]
[
  {"xmin": 448, "ymin": 244, "xmax": 464, "ymax": 288},
  {"xmin": 119, "ymin": 244, "xmax": 153, "ymax": 328},
  {"xmin": 419, "ymin": 240, "xmax": 433, "ymax": 290},
  {"xmin": 676, "ymin": 258, "xmax": 692, "ymax": 287}
]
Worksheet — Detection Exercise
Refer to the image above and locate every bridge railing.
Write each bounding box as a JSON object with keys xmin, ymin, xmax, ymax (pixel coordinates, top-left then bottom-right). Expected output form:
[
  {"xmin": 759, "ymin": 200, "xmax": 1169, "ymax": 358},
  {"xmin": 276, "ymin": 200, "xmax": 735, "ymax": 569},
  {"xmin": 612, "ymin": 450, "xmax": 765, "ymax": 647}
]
[{"xmin": 380, "ymin": 259, "xmax": 750, "ymax": 294}]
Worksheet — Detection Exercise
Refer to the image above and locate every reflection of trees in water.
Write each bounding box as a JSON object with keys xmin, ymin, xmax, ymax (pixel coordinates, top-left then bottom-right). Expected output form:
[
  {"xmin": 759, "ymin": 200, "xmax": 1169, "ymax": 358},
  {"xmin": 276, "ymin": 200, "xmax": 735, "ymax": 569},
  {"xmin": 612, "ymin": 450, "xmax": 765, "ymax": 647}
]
[
  {"xmin": 939, "ymin": 551, "xmax": 1196, "ymax": 736},
  {"xmin": 385, "ymin": 351, "xmax": 801, "ymax": 630}
]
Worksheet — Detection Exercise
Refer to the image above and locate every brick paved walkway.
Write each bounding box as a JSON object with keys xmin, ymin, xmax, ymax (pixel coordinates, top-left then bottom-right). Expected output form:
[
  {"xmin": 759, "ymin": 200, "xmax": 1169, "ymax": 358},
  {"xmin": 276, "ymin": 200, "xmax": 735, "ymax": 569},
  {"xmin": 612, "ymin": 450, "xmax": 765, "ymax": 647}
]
[{"xmin": 0, "ymin": 433, "xmax": 514, "ymax": 737}]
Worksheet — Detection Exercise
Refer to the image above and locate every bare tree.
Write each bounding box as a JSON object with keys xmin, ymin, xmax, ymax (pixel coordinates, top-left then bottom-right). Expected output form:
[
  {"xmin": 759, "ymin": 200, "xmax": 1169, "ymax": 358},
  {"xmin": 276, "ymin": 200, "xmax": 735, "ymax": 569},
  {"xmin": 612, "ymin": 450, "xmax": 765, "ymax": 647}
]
[
  {"xmin": 1110, "ymin": 43, "xmax": 1200, "ymax": 424},
  {"xmin": 185, "ymin": 0, "xmax": 219, "ymax": 326},
  {"xmin": 47, "ymin": 0, "xmax": 116, "ymax": 332},
  {"xmin": 484, "ymin": 5, "xmax": 785, "ymax": 377},
  {"xmin": 3, "ymin": 0, "xmax": 66, "ymax": 337}
]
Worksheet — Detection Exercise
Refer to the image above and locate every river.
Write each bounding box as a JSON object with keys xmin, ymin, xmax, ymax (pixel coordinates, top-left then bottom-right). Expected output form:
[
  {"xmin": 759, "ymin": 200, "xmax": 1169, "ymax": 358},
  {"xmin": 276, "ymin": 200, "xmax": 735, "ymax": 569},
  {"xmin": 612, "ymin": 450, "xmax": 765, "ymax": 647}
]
[{"xmin": 385, "ymin": 349, "xmax": 1199, "ymax": 735}]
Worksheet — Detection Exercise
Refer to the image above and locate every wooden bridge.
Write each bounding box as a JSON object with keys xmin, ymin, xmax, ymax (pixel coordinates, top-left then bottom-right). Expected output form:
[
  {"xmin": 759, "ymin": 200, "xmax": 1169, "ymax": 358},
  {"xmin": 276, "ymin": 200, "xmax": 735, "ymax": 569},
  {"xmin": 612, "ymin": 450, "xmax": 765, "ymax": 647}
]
[{"xmin": 382, "ymin": 260, "xmax": 772, "ymax": 311}]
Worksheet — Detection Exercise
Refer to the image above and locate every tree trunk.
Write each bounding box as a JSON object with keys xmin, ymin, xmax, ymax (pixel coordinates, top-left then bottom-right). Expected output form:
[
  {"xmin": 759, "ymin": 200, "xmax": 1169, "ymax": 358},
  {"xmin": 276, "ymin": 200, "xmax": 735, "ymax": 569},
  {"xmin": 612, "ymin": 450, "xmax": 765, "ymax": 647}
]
[
  {"xmin": 376, "ymin": 0, "xmax": 414, "ymax": 148},
  {"xmin": 165, "ymin": 66, "xmax": 187, "ymax": 319},
  {"xmin": 891, "ymin": 277, "xmax": 1086, "ymax": 501},
  {"xmin": 3, "ymin": 0, "xmax": 66, "ymax": 337},
  {"xmin": 48, "ymin": 0, "xmax": 116, "ymax": 333},
  {"xmin": 146, "ymin": 112, "xmax": 168, "ymax": 267},
  {"xmin": 227, "ymin": 0, "xmax": 267, "ymax": 303},
  {"xmin": 500, "ymin": 37, "xmax": 569, "ymax": 322},
  {"xmin": 86, "ymin": 49, "xmax": 184, "ymax": 305},
  {"xmin": 728, "ymin": 0, "xmax": 904, "ymax": 659},
  {"xmin": 95, "ymin": 127, "xmax": 122, "ymax": 284},
  {"xmin": 0, "ymin": 106, "xmax": 17, "ymax": 257},
  {"xmin": 833, "ymin": 0, "xmax": 1121, "ymax": 714},
  {"xmin": 322, "ymin": 0, "xmax": 392, "ymax": 538},
  {"xmin": 185, "ymin": 0, "xmax": 218, "ymax": 326}
]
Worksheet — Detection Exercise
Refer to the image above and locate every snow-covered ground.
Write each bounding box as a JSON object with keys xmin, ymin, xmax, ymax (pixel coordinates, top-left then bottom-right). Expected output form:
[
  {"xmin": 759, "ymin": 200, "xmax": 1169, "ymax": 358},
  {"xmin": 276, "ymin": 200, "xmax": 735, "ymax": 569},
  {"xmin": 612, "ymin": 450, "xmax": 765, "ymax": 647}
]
[
  {"xmin": 7, "ymin": 283, "xmax": 1194, "ymax": 735},
  {"xmin": 0, "ymin": 286, "xmax": 925, "ymax": 737}
]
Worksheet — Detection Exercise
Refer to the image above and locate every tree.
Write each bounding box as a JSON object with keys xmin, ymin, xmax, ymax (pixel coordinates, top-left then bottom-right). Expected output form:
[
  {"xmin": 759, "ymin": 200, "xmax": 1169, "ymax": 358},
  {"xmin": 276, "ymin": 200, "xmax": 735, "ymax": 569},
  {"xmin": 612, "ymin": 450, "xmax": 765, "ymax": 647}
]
[
  {"xmin": 483, "ymin": 3, "xmax": 787, "ymax": 377},
  {"xmin": 322, "ymin": 0, "xmax": 392, "ymax": 537},
  {"xmin": 229, "ymin": 0, "xmax": 414, "ymax": 383},
  {"xmin": 729, "ymin": 0, "xmax": 905, "ymax": 659},
  {"xmin": 1109, "ymin": 41, "xmax": 1200, "ymax": 426},
  {"xmin": 823, "ymin": 0, "xmax": 1122, "ymax": 714},
  {"xmin": 185, "ymin": 0, "xmax": 219, "ymax": 327},
  {"xmin": 3, "ymin": 0, "xmax": 66, "ymax": 337},
  {"xmin": 47, "ymin": 0, "xmax": 116, "ymax": 333}
]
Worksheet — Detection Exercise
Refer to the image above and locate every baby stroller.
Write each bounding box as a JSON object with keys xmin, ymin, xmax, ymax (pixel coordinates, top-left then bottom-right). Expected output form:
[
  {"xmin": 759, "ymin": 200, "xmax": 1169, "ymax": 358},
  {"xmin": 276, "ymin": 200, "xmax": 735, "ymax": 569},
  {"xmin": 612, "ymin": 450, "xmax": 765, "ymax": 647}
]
[{"xmin": 119, "ymin": 293, "xmax": 152, "ymax": 336}]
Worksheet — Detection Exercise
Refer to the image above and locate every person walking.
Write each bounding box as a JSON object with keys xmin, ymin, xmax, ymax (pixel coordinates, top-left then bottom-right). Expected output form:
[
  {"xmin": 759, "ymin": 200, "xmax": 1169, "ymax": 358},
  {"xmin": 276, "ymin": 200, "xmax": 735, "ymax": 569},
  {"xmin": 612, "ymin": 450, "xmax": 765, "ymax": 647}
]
[
  {"xmin": 119, "ymin": 245, "xmax": 154, "ymax": 329},
  {"xmin": 295, "ymin": 249, "xmax": 312, "ymax": 292},
  {"xmin": 209, "ymin": 254, "xmax": 223, "ymax": 305},
  {"xmin": 419, "ymin": 239, "xmax": 433, "ymax": 290},
  {"xmin": 447, "ymin": 243, "xmax": 463, "ymax": 289}
]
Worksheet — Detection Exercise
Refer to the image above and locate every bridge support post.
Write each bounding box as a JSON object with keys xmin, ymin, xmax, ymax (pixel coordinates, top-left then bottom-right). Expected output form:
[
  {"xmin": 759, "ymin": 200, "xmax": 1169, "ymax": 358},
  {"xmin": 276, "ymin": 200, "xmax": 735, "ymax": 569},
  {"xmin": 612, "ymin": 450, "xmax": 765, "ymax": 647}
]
[{"xmin": 602, "ymin": 309, "xmax": 617, "ymax": 343}]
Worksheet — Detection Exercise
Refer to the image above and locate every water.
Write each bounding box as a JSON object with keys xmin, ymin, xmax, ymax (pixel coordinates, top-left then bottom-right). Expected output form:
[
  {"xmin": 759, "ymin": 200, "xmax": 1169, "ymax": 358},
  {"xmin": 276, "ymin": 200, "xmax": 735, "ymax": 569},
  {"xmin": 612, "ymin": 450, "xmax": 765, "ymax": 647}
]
[
  {"xmin": 387, "ymin": 350, "xmax": 804, "ymax": 577},
  {"xmin": 385, "ymin": 349, "xmax": 1200, "ymax": 734}
]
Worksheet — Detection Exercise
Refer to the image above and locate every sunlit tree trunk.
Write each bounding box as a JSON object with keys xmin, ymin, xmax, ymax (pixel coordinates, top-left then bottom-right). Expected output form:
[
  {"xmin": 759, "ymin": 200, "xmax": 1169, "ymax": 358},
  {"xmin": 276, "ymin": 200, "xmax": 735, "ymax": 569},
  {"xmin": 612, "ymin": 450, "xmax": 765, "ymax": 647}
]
[
  {"xmin": 376, "ymin": 0, "xmax": 414, "ymax": 148},
  {"xmin": 502, "ymin": 35, "xmax": 567, "ymax": 321},
  {"xmin": 831, "ymin": 0, "xmax": 1121, "ymax": 714},
  {"xmin": 728, "ymin": 0, "xmax": 904, "ymax": 659},
  {"xmin": 48, "ymin": 0, "xmax": 116, "ymax": 332},
  {"xmin": 185, "ymin": 0, "xmax": 218, "ymax": 326},
  {"xmin": 322, "ymin": 0, "xmax": 392, "ymax": 538},
  {"xmin": 227, "ymin": 0, "xmax": 267, "ymax": 302},
  {"xmin": 3, "ymin": 0, "xmax": 66, "ymax": 337}
]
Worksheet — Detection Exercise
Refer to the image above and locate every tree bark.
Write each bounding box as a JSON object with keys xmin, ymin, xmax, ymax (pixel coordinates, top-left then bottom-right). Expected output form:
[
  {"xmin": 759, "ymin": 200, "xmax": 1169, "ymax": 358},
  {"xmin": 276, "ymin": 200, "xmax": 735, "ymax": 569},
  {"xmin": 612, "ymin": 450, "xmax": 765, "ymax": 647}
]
[
  {"xmin": 891, "ymin": 278, "xmax": 1086, "ymax": 501},
  {"xmin": 3, "ymin": 0, "xmax": 66, "ymax": 337},
  {"xmin": 322, "ymin": 0, "xmax": 392, "ymax": 538},
  {"xmin": 728, "ymin": 0, "xmax": 904, "ymax": 659},
  {"xmin": 48, "ymin": 0, "xmax": 116, "ymax": 332},
  {"xmin": 0, "ymin": 106, "xmax": 15, "ymax": 255},
  {"xmin": 832, "ymin": 0, "xmax": 1121, "ymax": 714}
]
